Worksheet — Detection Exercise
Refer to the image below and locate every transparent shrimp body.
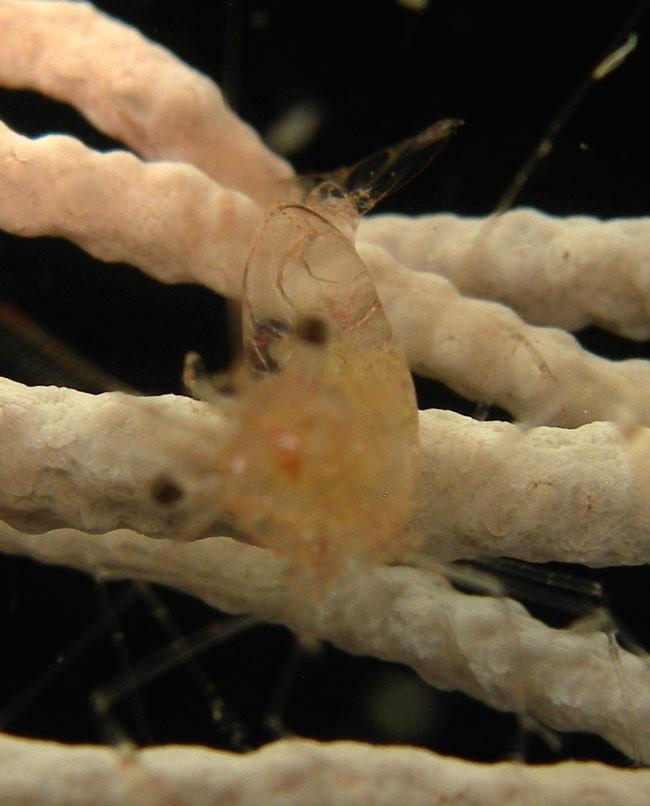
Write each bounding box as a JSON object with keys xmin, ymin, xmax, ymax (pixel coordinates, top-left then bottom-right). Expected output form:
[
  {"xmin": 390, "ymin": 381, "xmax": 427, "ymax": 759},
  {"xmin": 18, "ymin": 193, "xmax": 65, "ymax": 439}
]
[{"xmin": 219, "ymin": 190, "xmax": 421, "ymax": 585}]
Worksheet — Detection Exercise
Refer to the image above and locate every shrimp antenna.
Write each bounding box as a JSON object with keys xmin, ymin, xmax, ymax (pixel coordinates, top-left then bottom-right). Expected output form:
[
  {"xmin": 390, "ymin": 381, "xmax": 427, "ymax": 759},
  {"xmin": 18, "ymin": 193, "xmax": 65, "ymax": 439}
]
[
  {"xmin": 303, "ymin": 117, "xmax": 463, "ymax": 215},
  {"xmin": 495, "ymin": 0, "xmax": 647, "ymax": 213},
  {"xmin": 0, "ymin": 301, "xmax": 133, "ymax": 393}
]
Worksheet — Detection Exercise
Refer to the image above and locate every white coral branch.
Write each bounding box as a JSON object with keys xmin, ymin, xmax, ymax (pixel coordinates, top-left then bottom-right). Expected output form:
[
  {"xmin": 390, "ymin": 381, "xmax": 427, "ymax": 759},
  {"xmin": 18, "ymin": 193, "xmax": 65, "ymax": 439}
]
[
  {"xmin": 0, "ymin": 0, "xmax": 293, "ymax": 203},
  {"xmin": 359, "ymin": 210, "xmax": 650, "ymax": 340},
  {"xmin": 2, "ymin": 377, "xmax": 649, "ymax": 566},
  {"xmin": 364, "ymin": 243, "xmax": 650, "ymax": 426},
  {"xmin": 2, "ymin": 733, "xmax": 649, "ymax": 806},
  {"xmin": 2, "ymin": 117, "xmax": 650, "ymax": 426},
  {"xmin": 0, "ymin": 522, "xmax": 648, "ymax": 761},
  {"xmin": 0, "ymin": 121, "xmax": 260, "ymax": 298}
]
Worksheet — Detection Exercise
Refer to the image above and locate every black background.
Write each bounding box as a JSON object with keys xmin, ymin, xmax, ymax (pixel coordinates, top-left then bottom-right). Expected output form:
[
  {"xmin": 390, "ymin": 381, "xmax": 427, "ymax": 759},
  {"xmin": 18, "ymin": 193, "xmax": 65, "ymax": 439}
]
[{"xmin": 1, "ymin": 0, "xmax": 649, "ymax": 766}]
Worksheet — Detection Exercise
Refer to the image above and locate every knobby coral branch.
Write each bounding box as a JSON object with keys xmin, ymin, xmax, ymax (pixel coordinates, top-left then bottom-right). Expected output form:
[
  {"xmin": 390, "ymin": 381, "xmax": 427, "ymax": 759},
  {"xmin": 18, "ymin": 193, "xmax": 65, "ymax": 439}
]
[
  {"xmin": 0, "ymin": 522, "xmax": 648, "ymax": 761},
  {"xmin": 0, "ymin": 121, "xmax": 260, "ymax": 298},
  {"xmin": 2, "ymin": 733, "xmax": 650, "ymax": 806},
  {"xmin": 363, "ymin": 243, "xmax": 650, "ymax": 427},
  {"xmin": 0, "ymin": 0, "xmax": 293, "ymax": 204},
  {"xmin": 359, "ymin": 210, "xmax": 650, "ymax": 340},
  {"xmin": 1, "ymin": 378, "xmax": 649, "ymax": 568},
  {"xmin": 2, "ymin": 117, "xmax": 650, "ymax": 426}
]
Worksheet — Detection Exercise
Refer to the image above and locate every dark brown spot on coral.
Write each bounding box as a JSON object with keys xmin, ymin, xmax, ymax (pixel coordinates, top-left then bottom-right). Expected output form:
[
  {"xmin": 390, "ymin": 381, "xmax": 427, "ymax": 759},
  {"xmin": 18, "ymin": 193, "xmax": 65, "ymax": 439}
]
[{"xmin": 151, "ymin": 475, "xmax": 184, "ymax": 505}]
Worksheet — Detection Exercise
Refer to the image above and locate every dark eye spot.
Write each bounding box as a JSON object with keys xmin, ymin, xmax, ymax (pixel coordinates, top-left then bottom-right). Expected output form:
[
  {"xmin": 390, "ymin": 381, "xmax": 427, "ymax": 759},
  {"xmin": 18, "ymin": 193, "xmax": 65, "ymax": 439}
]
[
  {"xmin": 295, "ymin": 315, "xmax": 329, "ymax": 346},
  {"xmin": 151, "ymin": 475, "xmax": 184, "ymax": 505}
]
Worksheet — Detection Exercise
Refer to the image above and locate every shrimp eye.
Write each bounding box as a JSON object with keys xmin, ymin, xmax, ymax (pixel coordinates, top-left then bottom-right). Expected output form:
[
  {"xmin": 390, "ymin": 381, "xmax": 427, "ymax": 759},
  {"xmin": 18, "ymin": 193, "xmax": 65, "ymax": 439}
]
[
  {"xmin": 295, "ymin": 315, "xmax": 329, "ymax": 346},
  {"xmin": 151, "ymin": 474, "xmax": 184, "ymax": 505}
]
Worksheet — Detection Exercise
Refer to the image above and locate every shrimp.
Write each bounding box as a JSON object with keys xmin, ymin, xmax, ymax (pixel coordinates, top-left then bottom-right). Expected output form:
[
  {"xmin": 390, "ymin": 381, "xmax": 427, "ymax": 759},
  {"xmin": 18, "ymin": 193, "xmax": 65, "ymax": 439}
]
[
  {"xmin": 218, "ymin": 196, "xmax": 421, "ymax": 586},
  {"xmin": 183, "ymin": 120, "xmax": 460, "ymax": 586}
]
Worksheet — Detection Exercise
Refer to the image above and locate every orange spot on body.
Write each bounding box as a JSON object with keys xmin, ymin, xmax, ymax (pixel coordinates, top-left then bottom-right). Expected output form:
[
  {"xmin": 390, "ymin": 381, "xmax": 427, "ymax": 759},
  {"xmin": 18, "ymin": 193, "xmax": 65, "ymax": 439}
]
[{"xmin": 269, "ymin": 426, "xmax": 302, "ymax": 481}]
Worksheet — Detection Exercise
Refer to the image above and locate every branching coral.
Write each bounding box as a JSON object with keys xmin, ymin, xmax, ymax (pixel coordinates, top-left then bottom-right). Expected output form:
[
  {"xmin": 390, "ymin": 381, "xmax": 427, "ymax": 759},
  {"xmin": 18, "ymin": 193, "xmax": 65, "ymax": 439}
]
[{"xmin": 1, "ymin": 1, "xmax": 650, "ymax": 803}]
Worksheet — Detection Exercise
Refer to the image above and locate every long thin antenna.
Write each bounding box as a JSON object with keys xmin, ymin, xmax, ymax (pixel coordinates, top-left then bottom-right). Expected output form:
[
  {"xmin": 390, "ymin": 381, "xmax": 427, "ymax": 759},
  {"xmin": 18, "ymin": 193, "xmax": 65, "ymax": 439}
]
[
  {"xmin": 0, "ymin": 302, "xmax": 134, "ymax": 393},
  {"xmin": 221, "ymin": 0, "xmax": 244, "ymax": 111},
  {"xmin": 496, "ymin": 1, "xmax": 647, "ymax": 213}
]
